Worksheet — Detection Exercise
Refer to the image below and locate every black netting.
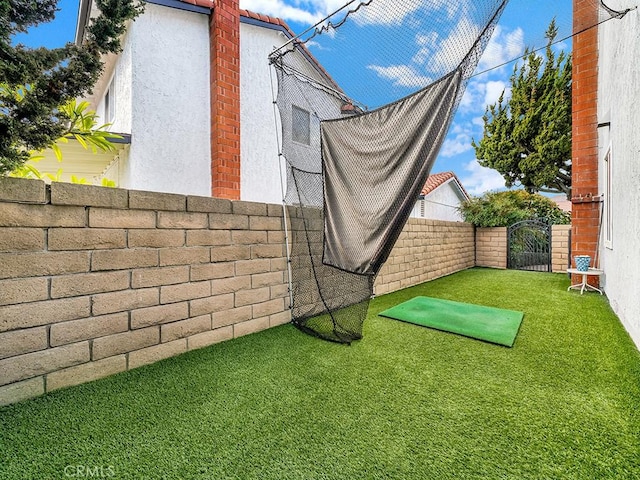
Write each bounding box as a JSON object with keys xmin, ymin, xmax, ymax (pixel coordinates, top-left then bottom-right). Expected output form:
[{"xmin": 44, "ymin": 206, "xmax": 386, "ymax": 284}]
[{"xmin": 272, "ymin": 0, "xmax": 508, "ymax": 343}]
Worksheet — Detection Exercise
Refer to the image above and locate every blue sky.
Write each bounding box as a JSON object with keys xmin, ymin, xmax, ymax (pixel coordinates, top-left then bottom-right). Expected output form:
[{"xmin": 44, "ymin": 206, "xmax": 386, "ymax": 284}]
[{"xmin": 15, "ymin": 0, "xmax": 572, "ymax": 196}]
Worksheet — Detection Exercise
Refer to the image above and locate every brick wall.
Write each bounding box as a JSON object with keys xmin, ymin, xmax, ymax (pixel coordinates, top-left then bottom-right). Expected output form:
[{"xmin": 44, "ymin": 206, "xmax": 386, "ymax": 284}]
[
  {"xmin": 0, "ymin": 178, "xmax": 289, "ymax": 406},
  {"xmin": 374, "ymin": 219, "xmax": 475, "ymax": 296},
  {"xmin": 210, "ymin": 0, "xmax": 241, "ymax": 199},
  {"xmin": 572, "ymin": 0, "xmax": 600, "ymax": 284},
  {"xmin": 476, "ymin": 227, "xmax": 507, "ymax": 269}
]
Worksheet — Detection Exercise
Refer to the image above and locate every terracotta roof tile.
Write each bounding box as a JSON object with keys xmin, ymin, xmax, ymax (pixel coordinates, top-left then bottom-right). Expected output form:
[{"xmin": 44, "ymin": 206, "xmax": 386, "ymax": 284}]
[
  {"xmin": 179, "ymin": 0, "xmax": 215, "ymax": 8},
  {"xmin": 421, "ymin": 171, "xmax": 469, "ymax": 199}
]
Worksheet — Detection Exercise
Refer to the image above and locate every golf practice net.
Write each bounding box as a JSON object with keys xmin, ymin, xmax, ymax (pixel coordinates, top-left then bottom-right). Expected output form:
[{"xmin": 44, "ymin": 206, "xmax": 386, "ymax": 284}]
[{"xmin": 269, "ymin": 0, "xmax": 624, "ymax": 343}]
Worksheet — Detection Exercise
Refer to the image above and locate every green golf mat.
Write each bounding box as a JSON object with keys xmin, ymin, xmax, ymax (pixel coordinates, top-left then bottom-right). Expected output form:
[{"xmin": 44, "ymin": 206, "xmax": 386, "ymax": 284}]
[{"xmin": 378, "ymin": 296, "xmax": 524, "ymax": 347}]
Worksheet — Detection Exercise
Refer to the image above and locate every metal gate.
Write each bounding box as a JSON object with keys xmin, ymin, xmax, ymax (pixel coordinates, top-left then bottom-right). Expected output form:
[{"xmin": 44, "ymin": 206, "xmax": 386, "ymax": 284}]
[{"xmin": 507, "ymin": 219, "xmax": 551, "ymax": 272}]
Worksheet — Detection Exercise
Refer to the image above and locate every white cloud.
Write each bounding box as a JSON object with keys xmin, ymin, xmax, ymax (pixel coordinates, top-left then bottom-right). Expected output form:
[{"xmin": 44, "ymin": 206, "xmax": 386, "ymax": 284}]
[
  {"xmin": 441, "ymin": 135, "xmax": 474, "ymax": 158},
  {"xmin": 239, "ymin": 0, "xmax": 319, "ymax": 24},
  {"xmin": 472, "ymin": 116, "xmax": 484, "ymax": 128},
  {"xmin": 367, "ymin": 64, "xmax": 433, "ymax": 88},
  {"xmin": 478, "ymin": 25, "xmax": 525, "ymax": 73},
  {"xmin": 484, "ymin": 80, "xmax": 508, "ymax": 107},
  {"xmin": 460, "ymin": 159, "xmax": 506, "ymax": 195}
]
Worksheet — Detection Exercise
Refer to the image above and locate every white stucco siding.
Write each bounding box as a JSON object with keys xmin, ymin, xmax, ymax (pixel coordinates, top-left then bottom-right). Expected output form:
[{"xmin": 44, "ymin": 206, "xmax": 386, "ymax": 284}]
[
  {"xmin": 410, "ymin": 181, "xmax": 466, "ymax": 221},
  {"xmin": 124, "ymin": 3, "xmax": 211, "ymax": 196},
  {"xmin": 239, "ymin": 22, "xmax": 287, "ymax": 204},
  {"xmin": 597, "ymin": 9, "xmax": 640, "ymax": 349}
]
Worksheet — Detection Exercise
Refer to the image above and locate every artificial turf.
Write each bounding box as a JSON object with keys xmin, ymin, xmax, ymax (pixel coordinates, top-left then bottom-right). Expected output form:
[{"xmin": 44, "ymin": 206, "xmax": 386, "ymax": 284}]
[{"xmin": 0, "ymin": 268, "xmax": 638, "ymax": 479}]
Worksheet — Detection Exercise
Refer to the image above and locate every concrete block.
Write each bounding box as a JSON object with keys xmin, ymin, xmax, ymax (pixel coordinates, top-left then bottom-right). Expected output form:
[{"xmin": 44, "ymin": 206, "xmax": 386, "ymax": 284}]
[
  {"xmin": 186, "ymin": 230, "xmax": 231, "ymax": 246},
  {"xmin": 0, "ymin": 251, "xmax": 90, "ymax": 279},
  {"xmin": 231, "ymin": 230, "xmax": 267, "ymax": 245},
  {"xmin": 186, "ymin": 326, "xmax": 233, "ymax": 351},
  {"xmin": 131, "ymin": 302, "xmax": 189, "ymax": 329},
  {"xmin": 51, "ymin": 271, "xmax": 130, "ymax": 298},
  {"xmin": 0, "ymin": 203, "xmax": 85, "ymax": 227},
  {"xmin": 0, "ymin": 377, "xmax": 44, "ymax": 407},
  {"xmin": 235, "ymin": 287, "xmax": 270, "ymax": 307},
  {"xmin": 251, "ymin": 244, "xmax": 285, "ymax": 259},
  {"xmin": 210, "ymin": 245, "xmax": 250, "ymax": 262},
  {"xmin": 157, "ymin": 211, "xmax": 207, "ymax": 229},
  {"xmin": 208, "ymin": 213, "xmax": 249, "ymax": 230},
  {"xmin": 190, "ymin": 262, "xmax": 235, "ymax": 281},
  {"xmin": 160, "ymin": 281, "xmax": 211, "ymax": 304},
  {"xmin": 232, "ymin": 200, "xmax": 267, "ymax": 216},
  {"xmin": 128, "ymin": 229, "xmax": 185, "ymax": 248},
  {"xmin": 91, "ymin": 248, "xmax": 158, "ymax": 271},
  {"xmin": 269, "ymin": 310, "xmax": 291, "ymax": 327},
  {"xmin": 234, "ymin": 317, "xmax": 269, "ymax": 338},
  {"xmin": 187, "ymin": 195, "xmax": 232, "ymax": 213},
  {"xmin": 159, "ymin": 246, "xmax": 210, "ymax": 266},
  {"xmin": 270, "ymin": 283, "xmax": 289, "ymax": 300},
  {"xmin": 48, "ymin": 228, "xmax": 126, "ymax": 250},
  {"xmin": 251, "ymin": 271, "xmax": 283, "ymax": 288},
  {"xmin": 50, "ymin": 312, "xmax": 129, "ymax": 346},
  {"xmin": 249, "ymin": 216, "xmax": 282, "ymax": 231},
  {"xmin": 267, "ymin": 231, "xmax": 285, "ymax": 244},
  {"xmin": 46, "ymin": 355, "xmax": 127, "ymax": 391},
  {"xmin": 161, "ymin": 315, "xmax": 211, "ymax": 343},
  {"xmin": 131, "ymin": 265, "xmax": 190, "ymax": 288},
  {"xmin": 128, "ymin": 338, "xmax": 187, "ymax": 370},
  {"xmin": 0, "ymin": 277, "xmax": 49, "ymax": 306},
  {"xmin": 253, "ymin": 298, "xmax": 285, "ymax": 318},
  {"xmin": 266, "ymin": 203, "xmax": 284, "ymax": 217},
  {"xmin": 0, "ymin": 228, "xmax": 45, "ymax": 252},
  {"xmin": 211, "ymin": 306, "xmax": 252, "ymax": 328},
  {"xmin": 50, "ymin": 183, "xmax": 128, "ymax": 208},
  {"xmin": 0, "ymin": 296, "xmax": 91, "ymax": 332},
  {"xmin": 92, "ymin": 327, "xmax": 159, "ymax": 360},
  {"xmin": 0, "ymin": 177, "xmax": 46, "ymax": 204},
  {"xmin": 129, "ymin": 190, "xmax": 186, "ymax": 211},
  {"xmin": 0, "ymin": 341, "xmax": 89, "ymax": 386},
  {"xmin": 89, "ymin": 208, "xmax": 156, "ymax": 229},
  {"xmin": 0, "ymin": 327, "xmax": 48, "ymax": 359},
  {"xmin": 190, "ymin": 294, "xmax": 234, "ymax": 316},
  {"xmin": 211, "ymin": 276, "xmax": 251, "ymax": 295},
  {"xmin": 235, "ymin": 259, "xmax": 270, "ymax": 276},
  {"xmin": 92, "ymin": 287, "xmax": 159, "ymax": 316}
]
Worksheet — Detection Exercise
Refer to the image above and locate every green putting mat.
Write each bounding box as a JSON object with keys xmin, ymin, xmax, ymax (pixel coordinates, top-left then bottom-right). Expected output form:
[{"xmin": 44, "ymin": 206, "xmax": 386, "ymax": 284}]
[{"xmin": 379, "ymin": 296, "xmax": 524, "ymax": 347}]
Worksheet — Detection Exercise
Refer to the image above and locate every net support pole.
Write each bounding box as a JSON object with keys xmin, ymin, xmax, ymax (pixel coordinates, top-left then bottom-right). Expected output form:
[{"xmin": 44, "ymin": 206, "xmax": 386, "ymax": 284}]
[{"xmin": 269, "ymin": 62, "xmax": 295, "ymax": 314}]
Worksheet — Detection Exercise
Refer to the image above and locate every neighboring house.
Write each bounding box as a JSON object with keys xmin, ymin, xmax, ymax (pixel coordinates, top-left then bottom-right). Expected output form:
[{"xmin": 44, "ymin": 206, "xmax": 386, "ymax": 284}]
[
  {"xmin": 39, "ymin": 0, "xmax": 340, "ymax": 203},
  {"xmin": 409, "ymin": 172, "xmax": 469, "ymax": 222},
  {"xmin": 550, "ymin": 194, "xmax": 571, "ymax": 213},
  {"xmin": 572, "ymin": 0, "xmax": 640, "ymax": 349}
]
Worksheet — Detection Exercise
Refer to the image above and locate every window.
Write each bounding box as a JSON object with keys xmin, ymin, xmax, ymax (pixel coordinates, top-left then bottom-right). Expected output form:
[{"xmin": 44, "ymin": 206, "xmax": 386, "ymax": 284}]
[
  {"xmin": 604, "ymin": 145, "xmax": 613, "ymax": 249},
  {"xmin": 292, "ymin": 105, "xmax": 310, "ymax": 145},
  {"xmin": 104, "ymin": 77, "xmax": 115, "ymax": 123}
]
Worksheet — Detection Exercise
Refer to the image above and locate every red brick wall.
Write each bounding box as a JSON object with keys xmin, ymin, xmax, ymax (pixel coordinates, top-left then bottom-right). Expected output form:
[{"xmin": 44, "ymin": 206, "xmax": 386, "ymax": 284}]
[
  {"xmin": 210, "ymin": 0, "xmax": 241, "ymax": 200},
  {"xmin": 571, "ymin": 0, "xmax": 600, "ymax": 278}
]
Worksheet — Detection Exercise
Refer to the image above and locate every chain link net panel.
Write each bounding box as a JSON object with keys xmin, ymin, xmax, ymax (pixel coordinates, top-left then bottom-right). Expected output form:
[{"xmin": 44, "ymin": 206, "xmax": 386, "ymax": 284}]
[{"xmin": 272, "ymin": 0, "xmax": 509, "ymax": 343}]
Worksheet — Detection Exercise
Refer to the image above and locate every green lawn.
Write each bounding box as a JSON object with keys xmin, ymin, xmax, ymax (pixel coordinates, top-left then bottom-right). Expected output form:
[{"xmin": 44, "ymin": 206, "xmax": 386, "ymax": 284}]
[{"xmin": 1, "ymin": 268, "xmax": 639, "ymax": 479}]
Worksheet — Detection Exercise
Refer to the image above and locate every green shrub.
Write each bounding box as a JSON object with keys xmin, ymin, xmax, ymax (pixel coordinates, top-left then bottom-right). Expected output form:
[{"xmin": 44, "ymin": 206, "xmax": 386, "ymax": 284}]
[{"xmin": 458, "ymin": 190, "xmax": 570, "ymax": 227}]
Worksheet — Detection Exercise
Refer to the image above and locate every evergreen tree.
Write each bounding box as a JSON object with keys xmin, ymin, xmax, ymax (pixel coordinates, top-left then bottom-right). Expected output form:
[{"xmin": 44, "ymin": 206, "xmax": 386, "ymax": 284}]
[
  {"xmin": 0, "ymin": 0, "xmax": 144, "ymax": 175},
  {"xmin": 472, "ymin": 20, "xmax": 572, "ymax": 198}
]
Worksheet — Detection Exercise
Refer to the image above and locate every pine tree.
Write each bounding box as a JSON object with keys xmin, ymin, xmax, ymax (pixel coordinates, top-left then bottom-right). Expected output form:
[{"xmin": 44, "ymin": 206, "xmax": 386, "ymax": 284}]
[
  {"xmin": 472, "ymin": 20, "xmax": 572, "ymax": 198},
  {"xmin": 0, "ymin": 0, "xmax": 144, "ymax": 175}
]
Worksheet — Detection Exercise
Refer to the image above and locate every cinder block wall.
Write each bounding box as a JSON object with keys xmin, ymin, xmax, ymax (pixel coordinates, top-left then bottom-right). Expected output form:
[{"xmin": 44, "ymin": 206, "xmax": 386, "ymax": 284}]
[
  {"xmin": 475, "ymin": 227, "xmax": 508, "ymax": 269},
  {"xmin": 0, "ymin": 178, "xmax": 290, "ymax": 406},
  {"xmin": 552, "ymin": 225, "xmax": 571, "ymax": 272},
  {"xmin": 374, "ymin": 219, "xmax": 475, "ymax": 296}
]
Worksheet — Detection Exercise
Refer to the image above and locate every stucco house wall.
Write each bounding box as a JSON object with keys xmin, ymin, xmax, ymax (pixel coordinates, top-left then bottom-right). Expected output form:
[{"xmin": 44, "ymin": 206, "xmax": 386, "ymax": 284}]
[
  {"xmin": 410, "ymin": 183, "xmax": 466, "ymax": 221},
  {"xmin": 91, "ymin": 3, "xmax": 212, "ymax": 196},
  {"xmin": 596, "ymin": 9, "xmax": 640, "ymax": 348}
]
